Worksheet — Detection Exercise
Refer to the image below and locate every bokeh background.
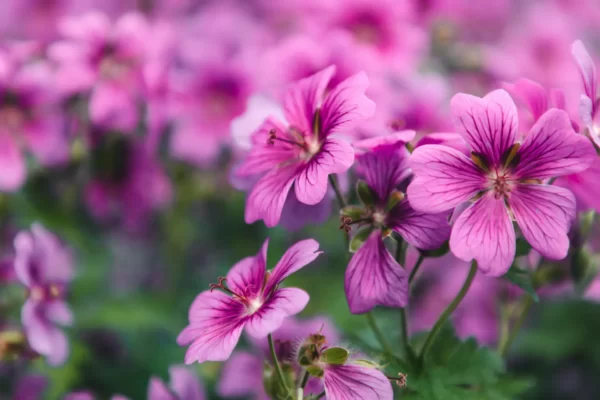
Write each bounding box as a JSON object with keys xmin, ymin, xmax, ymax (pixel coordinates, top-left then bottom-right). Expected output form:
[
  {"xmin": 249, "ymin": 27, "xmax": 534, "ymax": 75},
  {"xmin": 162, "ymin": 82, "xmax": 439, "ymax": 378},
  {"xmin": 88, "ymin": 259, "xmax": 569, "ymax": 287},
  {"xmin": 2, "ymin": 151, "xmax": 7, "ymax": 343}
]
[{"xmin": 1, "ymin": 0, "xmax": 600, "ymax": 399}]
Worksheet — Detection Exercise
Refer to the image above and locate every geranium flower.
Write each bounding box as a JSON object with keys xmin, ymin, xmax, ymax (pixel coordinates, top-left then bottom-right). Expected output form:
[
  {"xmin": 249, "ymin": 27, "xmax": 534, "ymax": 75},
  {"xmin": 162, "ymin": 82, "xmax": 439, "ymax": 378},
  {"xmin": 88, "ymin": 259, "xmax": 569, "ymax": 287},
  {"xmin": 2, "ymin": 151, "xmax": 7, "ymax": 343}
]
[{"xmin": 177, "ymin": 239, "xmax": 321, "ymax": 364}]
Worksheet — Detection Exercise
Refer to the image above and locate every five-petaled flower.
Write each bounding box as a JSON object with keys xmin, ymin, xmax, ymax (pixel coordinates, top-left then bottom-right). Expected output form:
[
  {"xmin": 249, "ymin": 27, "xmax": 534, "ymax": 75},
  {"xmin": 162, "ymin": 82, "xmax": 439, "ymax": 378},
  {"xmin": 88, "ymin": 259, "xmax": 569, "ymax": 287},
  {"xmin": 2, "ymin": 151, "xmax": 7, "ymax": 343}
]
[
  {"xmin": 177, "ymin": 239, "xmax": 322, "ymax": 364},
  {"xmin": 408, "ymin": 89, "xmax": 596, "ymax": 276},
  {"xmin": 238, "ymin": 65, "xmax": 375, "ymax": 228}
]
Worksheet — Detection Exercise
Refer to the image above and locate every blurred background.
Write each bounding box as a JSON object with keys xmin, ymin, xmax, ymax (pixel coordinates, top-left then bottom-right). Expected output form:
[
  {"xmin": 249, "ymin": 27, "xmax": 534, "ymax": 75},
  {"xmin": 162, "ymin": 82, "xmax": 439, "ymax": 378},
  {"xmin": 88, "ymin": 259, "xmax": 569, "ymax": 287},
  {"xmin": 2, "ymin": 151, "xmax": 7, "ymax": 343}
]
[{"xmin": 1, "ymin": 0, "xmax": 600, "ymax": 398}]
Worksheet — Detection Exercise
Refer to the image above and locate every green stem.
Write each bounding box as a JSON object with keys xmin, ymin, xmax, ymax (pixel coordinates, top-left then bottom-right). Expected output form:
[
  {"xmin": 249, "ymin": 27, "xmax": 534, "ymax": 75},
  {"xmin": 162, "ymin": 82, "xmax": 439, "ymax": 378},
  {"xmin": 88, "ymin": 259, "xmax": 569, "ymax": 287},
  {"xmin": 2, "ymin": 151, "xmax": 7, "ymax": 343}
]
[
  {"xmin": 396, "ymin": 239, "xmax": 410, "ymax": 356},
  {"xmin": 329, "ymin": 174, "xmax": 347, "ymax": 209},
  {"xmin": 419, "ymin": 260, "xmax": 478, "ymax": 362},
  {"xmin": 366, "ymin": 312, "xmax": 394, "ymax": 355},
  {"xmin": 408, "ymin": 254, "xmax": 425, "ymax": 285},
  {"xmin": 315, "ymin": 391, "xmax": 326, "ymax": 399},
  {"xmin": 299, "ymin": 370, "xmax": 310, "ymax": 389},
  {"xmin": 268, "ymin": 333, "xmax": 290, "ymax": 393},
  {"xmin": 498, "ymin": 296, "xmax": 533, "ymax": 357}
]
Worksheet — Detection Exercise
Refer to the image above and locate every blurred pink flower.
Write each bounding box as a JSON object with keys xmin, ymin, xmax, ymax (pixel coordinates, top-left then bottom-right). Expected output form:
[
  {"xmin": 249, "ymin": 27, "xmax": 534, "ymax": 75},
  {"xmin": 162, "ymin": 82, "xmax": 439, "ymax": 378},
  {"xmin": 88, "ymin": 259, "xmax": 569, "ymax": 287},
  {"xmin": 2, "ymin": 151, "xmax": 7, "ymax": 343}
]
[{"xmin": 147, "ymin": 366, "xmax": 204, "ymax": 400}]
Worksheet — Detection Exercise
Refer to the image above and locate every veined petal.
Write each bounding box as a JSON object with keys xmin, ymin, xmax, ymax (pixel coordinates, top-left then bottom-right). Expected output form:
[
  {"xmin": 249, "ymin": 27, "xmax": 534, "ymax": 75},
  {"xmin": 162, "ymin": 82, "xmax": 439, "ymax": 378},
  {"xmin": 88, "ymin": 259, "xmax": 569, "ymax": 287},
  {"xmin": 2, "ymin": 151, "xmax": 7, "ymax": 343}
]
[
  {"xmin": 295, "ymin": 138, "xmax": 354, "ymax": 205},
  {"xmin": 356, "ymin": 141, "xmax": 410, "ymax": 202},
  {"xmin": 169, "ymin": 366, "xmax": 205, "ymax": 400},
  {"xmin": 226, "ymin": 240, "xmax": 268, "ymax": 298},
  {"xmin": 177, "ymin": 291, "xmax": 245, "ymax": 364},
  {"xmin": 345, "ymin": 232, "xmax": 408, "ymax": 314},
  {"xmin": 572, "ymin": 40, "xmax": 597, "ymax": 115},
  {"xmin": 514, "ymin": 109, "xmax": 596, "ymax": 179},
  {"xmin": 320, "ymin": 71, "xmax": 376, "ymax": 137},
  {"xmin": 407, "ymin": 145, "xmax": 485, "ymax": 213},
  {"xmin": 284, "ymin": 66, "xmax": 335, "ymax": 134},
  {"xmin": 323, "ymin": 364, "xmax": 393, "ymax": 400},
  {"xmin": 245, "ymin": 164, "xmax": 298, "ymax": 227},
  {"xmin": 509, "ymin": 185, "xmax": 575, "ymax": 260},
  {"xmin": 265, "ymin": 239, "xmax": 321, "ymax": 293},
  {"xmin": 449, "ymin": 194, "xmax": 515, "ymax": 276},
  {"xmin": 388, "ymin": 200, "xmax": 450, "ymax": 250},
  {"xmin": 244, "ymin": 288, "xmax": 309, "ymax": 338},
  {"xmin": 450, "ymin": 89, "xmax": 518, "ymax": 165}
]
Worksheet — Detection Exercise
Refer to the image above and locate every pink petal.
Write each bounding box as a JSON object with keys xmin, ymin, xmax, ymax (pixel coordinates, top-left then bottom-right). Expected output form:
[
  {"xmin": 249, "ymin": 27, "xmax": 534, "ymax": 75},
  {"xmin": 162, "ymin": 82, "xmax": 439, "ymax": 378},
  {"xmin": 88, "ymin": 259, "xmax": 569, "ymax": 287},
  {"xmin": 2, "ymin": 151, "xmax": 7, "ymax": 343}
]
[
  {"xmin": 354, "ymin": 130, "xmax": 416, "ymax": 150},
  {"xmin": 284, "ymin": 66, "xmax": 335, "ymax": 134},
  {"xmin": 177, "ymin": 291, "xmax": 245, "ymax": 364},
  {"xmin": 89, "ymin": 83, "xmax": 138, "ymax": 131},
  {"xmin": 509, "ymin": 185, "xmax": 575, "ymax": 260},
  {"xmin": 556, "ymin": 157, "xmax": 600, "ymax": 213},
  {"xmin": 572, "ymin": 40, "xmax": 597, "ymax": 114},
  {"xmin": 449, "ymin": 194, "xmax": 515, "ymax": 276},
  {"xmin": 0, "ymin": 133, "xmax": 26, "ymax": 192},
  {"xmin": 295, "ymin": 138, "xmax": 354, "ymax": 205},
  {"xmin": 22, "ymin": 300, "xmax": 69, "ymax": 366},
  {"xmin": 407, "ymin": 145, "xmax": 485, "ymax": 213},
  {"xmin": 450, "ymin": 89, "xmax": 518, "ymax": 165},
  {"xmin": 503, "ymin": 78, "xmax": 548, "ymax": 121},
  {"xmin": 388, "ymin": 200, "xmax": 450, "ymax": 250},
  {"xmin": 265, "ymin": 239, "xmax": 321, "ymax": 293},
  {"xmin": 23, "ymin": 117, "xmax": 70, "ymax": 166},
  {"xmin": 244, "ymin": 288, "xmax": 310, "ymax": 338},
  {"xmin": 45, "ymin": 301, "xmax": 73, "ymax": 326},
  {"xmin": 148, "ymin": 377, "xmax": 177, "ymax": 400},
  {"xmin": 217, "ymin": 352, "xmax": 265, "ymax": 398},
  {"xmin": 170, "ymin": 122, "xmax": 222, "ymax": 167},
  {"xmin": 514, "ymin": 109, "xmax": 596, "ymax": 179},
  {"xmin": 169, "ymin": 366, "xmax": 205, "ymax": 400},
  {"xmin": 245, "ymin": 164, "xmax": 298, "ymax": 227},
  {"xmin": 324, "ymin": 364, "xmax": 393, "ymax": 400},
  {"xmin": 320, "ymin": 71, "xmax": 376, "ymax": 136},
  {"xmin": 226, "ymin": 240, "xmax": 268, "ymax": 298},
  {"xmin": 416, "ymin": 132, "xmax": 469, "ymax": 154},
  {"xmin": 345, "ymin": 232, "xmax": 408, "ymax": 314},
  {"xmin": 280, "ymin": 191, "xmax": 332, "ymax": 231}
]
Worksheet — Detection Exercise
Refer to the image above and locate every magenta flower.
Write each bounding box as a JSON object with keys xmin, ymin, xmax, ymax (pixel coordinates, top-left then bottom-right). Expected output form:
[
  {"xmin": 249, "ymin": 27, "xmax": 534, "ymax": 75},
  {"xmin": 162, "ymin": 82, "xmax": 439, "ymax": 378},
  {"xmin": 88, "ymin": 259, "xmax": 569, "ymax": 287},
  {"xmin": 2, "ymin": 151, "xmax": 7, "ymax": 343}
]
[
  {"xmin": 322, "ymin": 364, "xmax": 392, "ymax": 400},
  {"xmin": 344, "ymin": 132, "xmax": 450, "ymax": 313},
  {"xmin": 14, "ymin": 224, "xmax": 74, "ymax": 365},
  {"xmin": 239, "ymin": 65, "xmax": 375, "ymax": 227},
  {"xmin": 177, "ymin": 239, "xmax": 321, "ymax": 364},
  {"xmin": 148, "ymin": 366, "xmax": 204, "ymax": 400},
  {"xmin": 408, "ymin": 89, "xmax": 596, "ymax": 275}
]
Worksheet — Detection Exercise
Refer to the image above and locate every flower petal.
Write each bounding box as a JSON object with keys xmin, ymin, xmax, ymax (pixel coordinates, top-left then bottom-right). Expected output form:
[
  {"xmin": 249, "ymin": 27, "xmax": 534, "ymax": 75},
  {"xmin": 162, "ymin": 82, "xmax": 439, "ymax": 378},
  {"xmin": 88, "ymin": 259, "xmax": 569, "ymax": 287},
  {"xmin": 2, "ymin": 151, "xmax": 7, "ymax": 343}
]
[
  {"xmin": 320, "ymin": 71, "xmax": 376, "ymax": 137},
  {"xmin": 449, "ymin": 194, "xmax": 515, "ymax": 276},
  {"xmin": 169, "ymin": 365, "xmax": 205, "ymax": 400},
  {"xmin": 177, "ymin": 291, "xmax": 245, "ymax": 364},
  {"xmin": 245, "ymin": 164, "xmax": 298, "ymax": 227},
  {"xmin": 226, "ymin": 240, "xmax": 268, "ymax": 298},
  {"xmin": 0, "ymin": 133, "xmax": 26, "ymax": 192},
  {"xmin": 509, "ymin": 185, "xmax": 575, "ymax": 260},
  {"xmin": 407, "ymin": 144, "xmax": 485, "ymax": 213},
  {"xmin": 148, "ymin": 378, "xmax": 177, "ymax": 400},
  {"xmin": 280, "ymin": 191, "xmax": 332, "ymax": 231},
  {"xmin": 513, "ymin": 109, "xmax": 596, "ymax": 179},
  {"xmin": 345, "ymin": 232, "xmax": 408, "ymax": 314},
  {"xmin": 504, "ymin": 78, "xmax": 549, "ymax": 121},
  {"xmin": 556, "ymin": 157, "xmax": 600, "ymax": 213},
  {"xmin": 324, "ymin": 364, "xmax": 393, "ymax": 400},
  {"xmin": 244, "ymin": 288, "xmax": 310, "ymax": 338},
  {"xmin": 284, "ymin": 66, "xmax": 335, "ymax": 134},
  {"xmin": 22, "ymin": 300, "xmax": 69, "ymax": 366},
  {"xmin": 450, "ymin": 89, "xmax": 518, "ymax": 165},
  {"xmin": 217, "ymin": 352, "xmax": 264, "ymax": 398},
  {"xmin": 388, "ymin": 199, "xmax": 450, "ymax": 250},
  {"xmin": 295, "ymin": 138, "xmax": 354, "ymax": 205},
  {"xmin": 572, "ymin": 40, "xmax": 597, "ymax": 115},
  {"xmin": 265, "ymin": 239, "xmax": 321, "ymax": 293}
]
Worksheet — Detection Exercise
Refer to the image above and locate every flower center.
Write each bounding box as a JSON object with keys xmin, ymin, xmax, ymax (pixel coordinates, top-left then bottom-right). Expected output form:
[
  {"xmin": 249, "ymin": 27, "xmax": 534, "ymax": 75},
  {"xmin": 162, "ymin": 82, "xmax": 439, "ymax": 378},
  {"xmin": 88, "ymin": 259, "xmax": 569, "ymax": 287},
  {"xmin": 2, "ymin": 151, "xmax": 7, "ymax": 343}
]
[
  {"xmin": 28, "ymin": 283, "xmax": 62, "ymax": 302},
  {"xmin": 267, "ymin": 128, "xmax": 322, "ymax": 161},
  {"xmin": 246, "ymin": 297, "xmax": 263, "ymax": 315},
  {"xmin": 489, "ymin": 169, "xmax": 514, "ymax": 199}
]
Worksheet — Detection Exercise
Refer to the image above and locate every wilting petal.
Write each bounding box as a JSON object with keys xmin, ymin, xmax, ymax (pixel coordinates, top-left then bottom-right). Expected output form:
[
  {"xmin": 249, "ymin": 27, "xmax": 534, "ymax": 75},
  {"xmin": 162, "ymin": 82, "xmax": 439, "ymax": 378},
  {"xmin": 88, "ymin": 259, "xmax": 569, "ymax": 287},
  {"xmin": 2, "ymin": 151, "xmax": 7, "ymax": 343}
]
[
  {"xmin": 22, "ymin": 300, "xmax": 69, "ymax": 365},
  {"xmin": 226, "ymin": 240, "xmax": 267, "ymax": 298},
  {"xmin": 169, "ymin": 366, "xmax": 204, "ymax": 400},
  {"xmin": 407, "ymin": 145, "xmax": 485, "ymax": 213},
  {"xmin": 295, "ymin": 138, "xmax": 354, "ymax": 205},
  {"xmin": 450, "ymin": 194, "xmax": 515, "ymax": 276},
  {"xmin": 450, "ymin": 89, "xmax": 518, "ymax": 165},
  {"xmin": 265, "ymin": 239, "xmax": 321, "ymax": 293},
  {"xmin": 177, "ymin": 291, "xmax": 245, "ymax": 364},
  {"xmin": 218, "ymin": 352, "xmax": 265, "ymax": 398},
  {"xmin": 345, "ymin": 232, "xmax": 408, "ymax": 314},
  {"xmin": 320, "ymin": 71, "xmax": 376, "ymax": 136},
  {"xmin": 514, "ymin": 109, "xmax": 596, "ymax": 179},
  {"xmin": 572, "ymin": 40, "xmax": 597, "ymax": 115},
  {"xmin": 388, "ymin": 200, "xmax": 450, "ymax": 250},
  {"xmin": 0, "ymin": 133, "xmax": 26, "ymax": 192},
  {"xmin": 324, "ymin": 364, "xmax": 393, "ymax": 400},
  {"xmin": 504, "ymin": 78, "xmax": 548, "ymax": 121},
  {"xmin": 148, "ymin": 377, "xmax": 177, "ymax": 400},
  {"xmin": 244, "ymin": 288, "xmax": 310, "ymax": 338},
  {"xmin": 284, "ymin": 66, "xmax": 335, "ymax": 134},
  {"xmin": 509, "ymin": 185, "xmax": 575, "ymax": 260},
  {"xmin": 245, "ymin": 164, "xmax": 299, "ymax": 227}
]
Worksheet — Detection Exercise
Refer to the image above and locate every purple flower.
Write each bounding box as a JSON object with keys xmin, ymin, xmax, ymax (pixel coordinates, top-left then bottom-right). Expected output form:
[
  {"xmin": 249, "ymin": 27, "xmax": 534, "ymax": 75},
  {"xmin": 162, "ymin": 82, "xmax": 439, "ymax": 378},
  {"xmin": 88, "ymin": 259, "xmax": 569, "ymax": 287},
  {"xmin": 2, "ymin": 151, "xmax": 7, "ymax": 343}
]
[
  {"xmin": 13, "ymin": 374, "xmax": 47, "ymax": 400},
  {"xmin": 239, "ymin": 65, "xmax": 375, "ymax": 227},
  {"xmin": 572, "ymin": 40, "xmax": 599, "ymax": 142},
  {"xmin": 148, "ymin": 366, "xmax": 204, "ymax": 400},
  {"xmin": 14, "ymin": 224, "xmax": 74, "ymax": 365},
  {"xmin": 322, "ymin": 364, "xmax": 392, "ymax": 400},
  {"xmin": 177, "ymin": 239, "xmax": 321, "ymax": 364},
  {"xmin": 344, "ymin": 132, "xmax": 450, "ymax": 314},
  {"xmin": 408, "ymin": 89, "xmax": 596, "ymax": 276}
]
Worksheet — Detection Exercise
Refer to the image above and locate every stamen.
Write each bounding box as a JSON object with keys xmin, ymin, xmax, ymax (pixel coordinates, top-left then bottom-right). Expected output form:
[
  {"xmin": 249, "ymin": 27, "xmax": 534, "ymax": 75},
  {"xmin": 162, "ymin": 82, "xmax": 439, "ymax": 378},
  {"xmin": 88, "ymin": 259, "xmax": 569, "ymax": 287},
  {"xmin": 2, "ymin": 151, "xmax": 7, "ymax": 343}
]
[
  {"xmin": 266, "ymin": 128, "xmax": 306, "ymax": 149},
  {"xmin": 209, "ymin": 277, "xmax": 238, "ymax": 296},
  {"xmin": 388, "ymin": 373, "xmax": 407, "ymax": 388},
  {"xmin": 339, "ymin": 216, "xmax": 352, "ymax": 233}
]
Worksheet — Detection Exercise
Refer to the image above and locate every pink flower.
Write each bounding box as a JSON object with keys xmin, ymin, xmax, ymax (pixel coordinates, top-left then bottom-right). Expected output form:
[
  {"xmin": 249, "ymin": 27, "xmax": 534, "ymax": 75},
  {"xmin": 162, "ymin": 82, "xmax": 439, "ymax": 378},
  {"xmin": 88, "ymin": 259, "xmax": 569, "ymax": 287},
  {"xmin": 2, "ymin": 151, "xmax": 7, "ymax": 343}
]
[
  {"xmin": 148, "ymin": 366, "xmax": 204, "ymax": 400},
  {"xmin": 344, "ymin": 132, "xmax": 450, "ymax": 313},
  {"xmin": 322, "ymin": 364, "xmax": 392, "ymax": 400},
  {"xmin": 239, "ymin": 66, "xmax": 375, "ymax": 227},
  {"xmin": 14, "ymin": 224, "xmax": 74, "ymax": 365},
  {"xmin": 572, "ymin": 40, "xmax": 600, "ymax": 143},
  {"xmin": 408, "ymin": 89, "xmax": 596, "ymax": 275},
  {"xmin": 177, "ymin": 239, "xmax": 322, "ymax": 364}
]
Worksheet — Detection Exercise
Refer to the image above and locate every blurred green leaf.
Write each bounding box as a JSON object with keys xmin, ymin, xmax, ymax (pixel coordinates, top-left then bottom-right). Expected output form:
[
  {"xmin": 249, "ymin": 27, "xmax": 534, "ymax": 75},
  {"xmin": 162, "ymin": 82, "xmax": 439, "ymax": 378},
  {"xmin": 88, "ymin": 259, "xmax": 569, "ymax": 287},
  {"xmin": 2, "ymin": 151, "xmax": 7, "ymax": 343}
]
[{"xmin": 503, "ymin": 265, "xmax": 539, "ymax": 302}]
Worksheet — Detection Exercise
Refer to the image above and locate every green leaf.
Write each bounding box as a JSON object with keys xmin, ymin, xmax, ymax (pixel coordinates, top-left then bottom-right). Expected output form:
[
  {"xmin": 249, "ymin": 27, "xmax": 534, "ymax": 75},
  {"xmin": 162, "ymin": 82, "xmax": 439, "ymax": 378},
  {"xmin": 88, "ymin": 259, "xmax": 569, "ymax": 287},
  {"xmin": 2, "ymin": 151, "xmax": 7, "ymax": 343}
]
[
  {"xmin": 340, "ymin": 205, "xmax": 365, "ymax": 221},
  {"xmin": 350, "ymin": 227, "xmax": 373, "ymax": 253},
  {"xmin": 515, "ymin": 237, "xmax": 532, "ymax": 257},
  {"xmin": 503, "ymin": 265, "xmax": 539, "ymax": 302},
  {"xmin": 357, "ymin": 180, "xmax": 377, "ymax": 206},
  {"xmin": 306, "ymin": 365, "xmax": 324, "ymax": 378},
  {"xmin": 321, "ymin": 347, "xmax": 349, "ymax": 365}
]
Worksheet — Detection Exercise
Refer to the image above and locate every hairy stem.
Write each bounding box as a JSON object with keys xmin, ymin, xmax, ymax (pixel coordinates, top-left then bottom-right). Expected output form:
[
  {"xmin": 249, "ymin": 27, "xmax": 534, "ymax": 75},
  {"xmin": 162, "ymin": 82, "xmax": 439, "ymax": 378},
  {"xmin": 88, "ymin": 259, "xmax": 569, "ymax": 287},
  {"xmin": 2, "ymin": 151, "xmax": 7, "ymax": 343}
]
[
  {"xmin": 268, "ymin": 333, "xmax": 290, "ymax": 393},
  {"xmin": 419, "ymin": 260, "xmax": 478, "ymax": 362}
]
